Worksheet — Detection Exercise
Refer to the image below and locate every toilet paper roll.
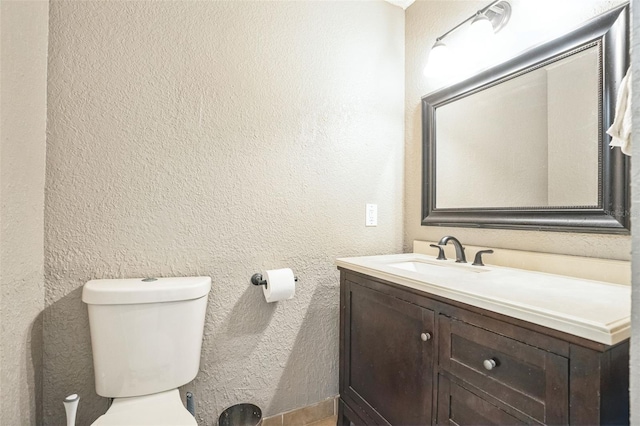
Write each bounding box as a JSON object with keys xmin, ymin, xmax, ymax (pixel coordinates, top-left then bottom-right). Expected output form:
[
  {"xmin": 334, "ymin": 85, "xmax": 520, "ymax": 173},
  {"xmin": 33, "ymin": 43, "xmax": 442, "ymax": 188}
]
[{"xmin": 263, "ymin": 268, "xmax": 296, "ymax": 303}]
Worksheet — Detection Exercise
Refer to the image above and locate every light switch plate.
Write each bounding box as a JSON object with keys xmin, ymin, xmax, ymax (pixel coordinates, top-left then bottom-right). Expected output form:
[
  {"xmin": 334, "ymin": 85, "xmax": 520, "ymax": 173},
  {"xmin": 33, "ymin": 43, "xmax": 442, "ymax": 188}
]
[{"xmin": 366, "ymin": 204, "xmax": 377, "ymax": 227}]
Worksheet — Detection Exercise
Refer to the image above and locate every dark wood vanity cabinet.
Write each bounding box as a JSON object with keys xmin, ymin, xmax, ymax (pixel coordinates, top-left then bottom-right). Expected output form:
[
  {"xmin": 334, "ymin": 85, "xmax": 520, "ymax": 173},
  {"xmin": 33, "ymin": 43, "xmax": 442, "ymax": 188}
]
[{"xmin": 338, "ymin": 269, "xmax": 630, "ymax": 426}]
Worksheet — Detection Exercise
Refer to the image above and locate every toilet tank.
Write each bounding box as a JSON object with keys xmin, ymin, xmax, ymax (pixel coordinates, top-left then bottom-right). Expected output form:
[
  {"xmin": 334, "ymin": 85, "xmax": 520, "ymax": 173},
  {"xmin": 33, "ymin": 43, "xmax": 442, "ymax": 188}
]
[{"xmin": 82, "ymin": 276, "xmax": 211, "ymax": 398}]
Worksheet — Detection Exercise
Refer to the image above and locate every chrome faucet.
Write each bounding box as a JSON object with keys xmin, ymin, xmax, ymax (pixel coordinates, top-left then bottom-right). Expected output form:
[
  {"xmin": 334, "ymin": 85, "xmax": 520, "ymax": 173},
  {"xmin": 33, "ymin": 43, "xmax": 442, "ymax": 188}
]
[{"xmin": 438, "ymin": 236, "xmax": 466, "ymax": 263}]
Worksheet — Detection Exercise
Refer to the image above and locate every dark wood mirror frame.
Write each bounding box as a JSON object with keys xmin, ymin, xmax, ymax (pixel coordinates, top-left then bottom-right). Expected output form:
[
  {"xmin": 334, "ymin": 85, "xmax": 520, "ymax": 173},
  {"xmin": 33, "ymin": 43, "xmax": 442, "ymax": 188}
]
[{"xmin": 421, "ymin": 4, "xmax": 629, "ymax": 234}]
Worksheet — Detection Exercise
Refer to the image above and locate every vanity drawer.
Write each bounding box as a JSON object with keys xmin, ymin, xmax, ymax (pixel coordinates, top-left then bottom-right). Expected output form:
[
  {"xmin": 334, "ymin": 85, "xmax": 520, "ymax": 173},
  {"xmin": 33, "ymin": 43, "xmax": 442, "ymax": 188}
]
[
  {"xmin": 437, "ymin": 374, "xmax": 527, "ymax": 425},
  {"xmin": 439, "ymin": 316, "xmax": 568, "ymax": 424}
]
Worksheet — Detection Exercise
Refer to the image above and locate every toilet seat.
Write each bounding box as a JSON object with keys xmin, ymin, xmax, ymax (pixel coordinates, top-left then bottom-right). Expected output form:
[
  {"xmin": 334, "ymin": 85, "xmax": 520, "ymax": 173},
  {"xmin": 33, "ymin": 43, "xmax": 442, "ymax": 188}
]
[{"xmin": 91, "ymin": 389, "xmax": 197, "ymax": 426}]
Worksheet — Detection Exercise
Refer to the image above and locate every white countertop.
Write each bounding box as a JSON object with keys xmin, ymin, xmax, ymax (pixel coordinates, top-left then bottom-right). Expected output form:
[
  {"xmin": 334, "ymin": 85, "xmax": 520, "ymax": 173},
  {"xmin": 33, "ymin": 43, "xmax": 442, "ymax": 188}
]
[{"xmin": 336, "ymin": 253, "xmax": 630, "ymax": 345}]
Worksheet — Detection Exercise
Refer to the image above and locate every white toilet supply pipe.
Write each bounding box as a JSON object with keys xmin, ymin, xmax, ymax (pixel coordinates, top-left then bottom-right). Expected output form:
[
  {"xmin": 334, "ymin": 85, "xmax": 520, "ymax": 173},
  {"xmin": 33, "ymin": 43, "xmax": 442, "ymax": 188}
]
[{"xmin": 63, "ymin": 394, "xmax": 79, "ymax": 426}]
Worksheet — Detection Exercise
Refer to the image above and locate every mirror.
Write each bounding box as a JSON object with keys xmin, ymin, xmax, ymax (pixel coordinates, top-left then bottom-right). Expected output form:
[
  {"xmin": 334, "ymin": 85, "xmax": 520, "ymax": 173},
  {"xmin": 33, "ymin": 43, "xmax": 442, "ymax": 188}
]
[
  {"xmin": 422, "ymin": 4, "xmax": 629, "ymax": 234},
  {"xmin": 436, "ymin": 46, "xmax": 599, "ymax": 209}
]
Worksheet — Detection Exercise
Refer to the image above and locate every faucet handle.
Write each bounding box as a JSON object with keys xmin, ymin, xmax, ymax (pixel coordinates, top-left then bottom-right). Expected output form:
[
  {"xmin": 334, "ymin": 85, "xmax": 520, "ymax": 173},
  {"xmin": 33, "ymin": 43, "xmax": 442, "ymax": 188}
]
[
  {"xmin": 429, "ymin": 244, "xmax": 447, "ymax": 260},
  {"xmin": 472, "ymin": 249, "xmax": 494, "ymax": 266}
]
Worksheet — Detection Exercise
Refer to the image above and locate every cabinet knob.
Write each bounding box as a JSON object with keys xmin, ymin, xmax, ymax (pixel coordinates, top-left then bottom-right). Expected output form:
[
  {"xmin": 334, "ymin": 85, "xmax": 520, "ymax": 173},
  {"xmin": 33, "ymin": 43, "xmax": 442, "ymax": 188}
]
[
  {"xmin": 483, "ymin": 358, "xmax": 497, "ymax": 371},
  {"xmin": 420, "ymin": 332, "xmax": 432, "ymax": 342}
]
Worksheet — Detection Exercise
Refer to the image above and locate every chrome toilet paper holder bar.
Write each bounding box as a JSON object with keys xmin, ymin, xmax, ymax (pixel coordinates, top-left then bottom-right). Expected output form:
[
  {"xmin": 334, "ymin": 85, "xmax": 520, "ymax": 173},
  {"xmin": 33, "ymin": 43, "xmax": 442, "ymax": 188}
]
[{"xmin": 251, "ymin": 273, "xmax": 298, "ymax": 287}]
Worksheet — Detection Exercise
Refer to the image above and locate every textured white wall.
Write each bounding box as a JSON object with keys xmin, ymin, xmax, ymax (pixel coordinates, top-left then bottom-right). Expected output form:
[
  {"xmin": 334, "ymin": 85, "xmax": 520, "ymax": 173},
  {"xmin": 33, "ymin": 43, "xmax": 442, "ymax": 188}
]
[
  {"xmin": 0, "ymin": 1, "xmax": 48, "ymax": 425},
  {"xmin": 44, "ymin": 1, "xmax": 404, "ymax": 424},
  {"xmin": 405, "ymin": 0, "xmax": 630, "ymax": 259}
]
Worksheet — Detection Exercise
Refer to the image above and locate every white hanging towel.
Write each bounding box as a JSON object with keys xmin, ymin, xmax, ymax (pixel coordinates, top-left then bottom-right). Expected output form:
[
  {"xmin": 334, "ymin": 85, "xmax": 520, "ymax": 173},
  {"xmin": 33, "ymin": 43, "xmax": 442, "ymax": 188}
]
[{"xmin": 607, "ymin": 67, "xmax": 632, "ymax": 156}]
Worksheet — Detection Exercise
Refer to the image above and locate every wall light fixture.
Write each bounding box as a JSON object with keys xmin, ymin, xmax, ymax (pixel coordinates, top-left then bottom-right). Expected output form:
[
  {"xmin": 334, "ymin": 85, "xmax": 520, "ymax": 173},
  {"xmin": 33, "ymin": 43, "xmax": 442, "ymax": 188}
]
[{"xmin": 424, "ymin": 0, "xmax": 511, "ymax": 77}]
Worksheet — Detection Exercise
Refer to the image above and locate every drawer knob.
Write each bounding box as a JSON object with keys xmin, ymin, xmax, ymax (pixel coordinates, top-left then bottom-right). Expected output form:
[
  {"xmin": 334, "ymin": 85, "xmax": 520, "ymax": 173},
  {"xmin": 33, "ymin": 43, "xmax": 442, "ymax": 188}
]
[
  {"xmin": 420, "ymin": 332, "xmax": 432, "ymax": 342},
  {"xmin": 483, "ymin": 358, "xmax": 497, "ymax": 371}
]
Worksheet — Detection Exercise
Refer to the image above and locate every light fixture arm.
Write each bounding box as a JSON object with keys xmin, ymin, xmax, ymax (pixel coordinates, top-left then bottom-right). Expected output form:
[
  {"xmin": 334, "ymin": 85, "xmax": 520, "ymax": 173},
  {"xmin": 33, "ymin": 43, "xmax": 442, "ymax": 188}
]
[{"xmin": 435, "ymin": 0, "xmax": 508, "ymax": 42}]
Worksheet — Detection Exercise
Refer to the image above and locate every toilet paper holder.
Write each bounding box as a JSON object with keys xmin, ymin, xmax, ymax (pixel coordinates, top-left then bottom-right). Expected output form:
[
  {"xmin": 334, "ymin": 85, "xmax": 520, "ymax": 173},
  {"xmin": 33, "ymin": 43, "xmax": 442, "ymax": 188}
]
[{"xmin": 251, "ymin": 273, "xmax": 298, "ymax": 287}]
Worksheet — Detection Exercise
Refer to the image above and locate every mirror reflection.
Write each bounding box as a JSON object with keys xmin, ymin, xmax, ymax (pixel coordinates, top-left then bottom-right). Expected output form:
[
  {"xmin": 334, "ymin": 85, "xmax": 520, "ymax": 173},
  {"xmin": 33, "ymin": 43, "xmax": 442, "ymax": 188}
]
[{"xmin": 435, "ymin": 45, "xmax": 600, "ymax": 209}]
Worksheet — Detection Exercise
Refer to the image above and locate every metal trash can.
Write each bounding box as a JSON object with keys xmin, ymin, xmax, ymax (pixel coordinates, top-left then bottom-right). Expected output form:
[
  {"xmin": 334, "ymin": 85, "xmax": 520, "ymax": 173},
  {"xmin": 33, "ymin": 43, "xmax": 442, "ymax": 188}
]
[{"xmin": 218, "ymin": 403, "xmax": 262, "ymax": 426}]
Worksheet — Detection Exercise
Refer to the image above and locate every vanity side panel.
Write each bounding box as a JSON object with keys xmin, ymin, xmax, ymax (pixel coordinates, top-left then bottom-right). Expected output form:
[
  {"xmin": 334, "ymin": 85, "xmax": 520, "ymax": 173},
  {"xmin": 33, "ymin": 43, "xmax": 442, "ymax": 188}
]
[
  {"xmin": 567, "ymin": 343, "xmax": 630, "ymax": 425},
  {"xmin": 600, "ymin": 340, "xmax": 630, "ymax": 425},
  {"xmin": 569, "ymin": 344, "xmax": 602, "ymax": 425}
]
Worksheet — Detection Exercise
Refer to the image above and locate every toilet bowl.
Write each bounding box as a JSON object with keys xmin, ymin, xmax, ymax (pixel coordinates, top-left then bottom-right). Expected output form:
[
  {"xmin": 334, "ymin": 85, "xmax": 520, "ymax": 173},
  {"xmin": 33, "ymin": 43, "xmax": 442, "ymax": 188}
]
[
  {"xmin": 92, "ymin": 389, "xmax": 195, "ymax": 426},
  {"xmin": 82, "ymin": 276, "xmax": 211, "ymax": 425}
]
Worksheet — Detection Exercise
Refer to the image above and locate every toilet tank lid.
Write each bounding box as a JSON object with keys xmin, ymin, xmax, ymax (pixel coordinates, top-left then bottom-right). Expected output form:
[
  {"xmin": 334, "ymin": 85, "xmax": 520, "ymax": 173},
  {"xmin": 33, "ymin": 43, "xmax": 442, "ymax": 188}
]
[{"xmin": 82, "ymin": 276, "xmax": 211, "ymax": 305}]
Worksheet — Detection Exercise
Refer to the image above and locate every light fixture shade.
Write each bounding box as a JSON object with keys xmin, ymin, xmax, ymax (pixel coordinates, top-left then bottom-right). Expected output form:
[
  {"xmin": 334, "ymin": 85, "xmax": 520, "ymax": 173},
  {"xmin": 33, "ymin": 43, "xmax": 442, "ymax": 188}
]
[
  {"xmin": 423, "ymin": 40, "xmax": 449, "ymax": 78},
  {"xmin": 469, "ymin": 12, "xmax": 494, "ymax": 42}
]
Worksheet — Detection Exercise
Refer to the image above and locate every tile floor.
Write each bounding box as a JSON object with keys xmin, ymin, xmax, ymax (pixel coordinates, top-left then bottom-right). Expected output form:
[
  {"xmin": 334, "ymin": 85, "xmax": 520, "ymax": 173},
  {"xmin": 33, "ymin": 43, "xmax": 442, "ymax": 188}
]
[
  {"xmin": 307, "ymin": 415, "xmax": 337, "ymax": 426},
  {"xmin": 262, "ymin": 397, "xmax": 337, "ymax": 426}
]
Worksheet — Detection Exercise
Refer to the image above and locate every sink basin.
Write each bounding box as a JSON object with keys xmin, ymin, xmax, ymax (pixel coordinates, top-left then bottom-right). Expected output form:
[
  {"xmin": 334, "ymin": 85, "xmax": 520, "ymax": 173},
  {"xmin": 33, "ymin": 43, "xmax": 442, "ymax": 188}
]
[{"xmin": 387, "ymin": 260, "xmax": 489, "ymax": 274}]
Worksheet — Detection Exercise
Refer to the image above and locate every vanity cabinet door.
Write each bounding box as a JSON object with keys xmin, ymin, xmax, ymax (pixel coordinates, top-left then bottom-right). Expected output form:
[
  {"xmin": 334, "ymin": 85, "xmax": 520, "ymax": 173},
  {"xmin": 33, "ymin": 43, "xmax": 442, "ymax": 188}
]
[{"xmin": 342, "ymin": 281, "xmax": 435, "ymax": 425}]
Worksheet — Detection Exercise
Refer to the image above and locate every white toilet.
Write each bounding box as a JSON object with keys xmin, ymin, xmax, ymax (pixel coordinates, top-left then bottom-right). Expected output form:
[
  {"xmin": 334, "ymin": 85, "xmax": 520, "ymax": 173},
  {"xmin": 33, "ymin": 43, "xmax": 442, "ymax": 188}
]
[{"xmin": 82, "ymin": 276, "xmax": 212, "ymax": 425}]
